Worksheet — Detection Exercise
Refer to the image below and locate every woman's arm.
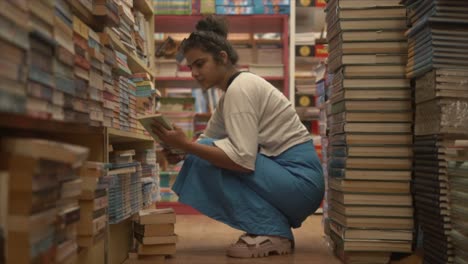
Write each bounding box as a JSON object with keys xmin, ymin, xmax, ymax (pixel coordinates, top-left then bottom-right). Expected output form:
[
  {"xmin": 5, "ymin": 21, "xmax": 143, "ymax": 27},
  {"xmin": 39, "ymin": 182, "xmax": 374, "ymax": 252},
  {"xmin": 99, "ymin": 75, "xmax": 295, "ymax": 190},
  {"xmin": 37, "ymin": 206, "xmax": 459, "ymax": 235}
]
[
  {"xmin": 153, "ymin": 123, "xmax": 252, "ymax": 173},
  {"xmin": 183, "ymin": 141, "xmax": 252, "ymax": 173}
]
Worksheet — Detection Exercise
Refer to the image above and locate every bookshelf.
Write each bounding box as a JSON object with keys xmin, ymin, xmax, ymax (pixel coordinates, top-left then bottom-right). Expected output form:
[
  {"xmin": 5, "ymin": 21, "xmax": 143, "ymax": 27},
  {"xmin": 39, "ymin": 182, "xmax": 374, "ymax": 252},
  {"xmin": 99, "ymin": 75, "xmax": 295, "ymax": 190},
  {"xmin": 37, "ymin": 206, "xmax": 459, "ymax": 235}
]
[
  {"xmin": 154, "ymin": 14, "xmax": 290, "ymax": 97},
  {"xmin": 0, "ymin": 1, "xmax": 157, "ymax": 264},
  {"xmin": 133, "ymin": 0, "xmax": 154, "ymax": 17},
  {"xmin": 107, "ymin": 31, "xmax": 155, "ymax": 78}
]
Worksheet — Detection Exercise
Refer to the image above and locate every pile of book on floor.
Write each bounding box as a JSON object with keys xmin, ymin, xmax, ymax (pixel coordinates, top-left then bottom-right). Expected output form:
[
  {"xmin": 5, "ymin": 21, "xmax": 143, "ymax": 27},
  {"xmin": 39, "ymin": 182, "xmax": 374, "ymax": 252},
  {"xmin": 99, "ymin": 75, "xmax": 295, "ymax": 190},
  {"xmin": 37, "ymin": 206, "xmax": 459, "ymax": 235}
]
[
  {"xmin": 2, "ymin": 138, "xmax": 88, "ymax": 264},
  {"xmin": 108, "ymin": 149, "xmax": 143, "ymax": 224},
  {"xmin": 125, "ymin": 208, "xmax": 177, "ymax": 264},
  {"xmin": 447, "ymin": 140, "xmax": 468, "ymax": 264},
  {"xmin": 77, "ymin": 161, "xmax": 109, "ymax": 248},
  {"xmin": 401, "ymin": 0, "xmax": 468, "ymax": 263},
  {"xmin": 325, "ymin": 0, "xmax": 414, "ymax": 262},
  {"xmin": 315, "ymin": 62, "xmax": 331, "ymax": 235}
]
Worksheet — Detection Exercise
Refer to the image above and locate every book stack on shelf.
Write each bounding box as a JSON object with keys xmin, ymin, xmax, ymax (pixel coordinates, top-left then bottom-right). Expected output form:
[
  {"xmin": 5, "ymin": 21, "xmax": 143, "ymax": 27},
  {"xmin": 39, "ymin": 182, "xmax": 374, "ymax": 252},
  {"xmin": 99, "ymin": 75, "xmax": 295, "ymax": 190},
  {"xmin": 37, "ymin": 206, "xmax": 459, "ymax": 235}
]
[
  {"xmin": 401, "ymin": 1, "xmax": 468, "ymax": 262},
  {"xmin": 126, "ymin": 208, "xmax": 177, "ymax": 264},
  {"xmin": 108, "ymin": 150, "xmax": 143, "ymax": 224},
  {"xmin": 446, "ymin": 140, "xmax": 468, "ymax": 264},
  {"xmin": 77, "ymin": 161, "xmax": 109, "ymax": 248},
  {"xmin": 215, "ymin": 0, "xmax": 290, "ymax": 15},
  {"xmin": 72, "ymin": 15, "xmax": 94, "ymax": 124},
  {"xmin": 100, "ymin": 29, "xmax": 119, "ymax": 128},
  {"xmin": 325, "ymin": 0, "xmax": 414, "ymax": 262},
  {"xmin": 2, "ymin": 138, "xmax": 89, "ymax": 264},
  {"xmin": 87, "ymin": 28, "xmax": 106, "ymax": 127},
  {"xmin": 135, "ymin": 149, "xmax": 160, "ymax": 208},
  {"xmin": 153, "ymin": 0, "xmax": 192, "ymax": 15},
  {"xmin": 0, "ymin": 1, "xmax": 28, "ymax": 115}
]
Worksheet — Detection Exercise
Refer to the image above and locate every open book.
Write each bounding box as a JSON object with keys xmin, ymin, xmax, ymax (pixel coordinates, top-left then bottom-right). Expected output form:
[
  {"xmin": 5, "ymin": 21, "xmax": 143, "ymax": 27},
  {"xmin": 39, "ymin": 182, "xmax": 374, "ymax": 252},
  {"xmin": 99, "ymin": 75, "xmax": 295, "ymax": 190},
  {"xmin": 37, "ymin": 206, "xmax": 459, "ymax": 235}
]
[{"xmin": 137, "ymin": 113, "xmax": 185, "ymax": 155}]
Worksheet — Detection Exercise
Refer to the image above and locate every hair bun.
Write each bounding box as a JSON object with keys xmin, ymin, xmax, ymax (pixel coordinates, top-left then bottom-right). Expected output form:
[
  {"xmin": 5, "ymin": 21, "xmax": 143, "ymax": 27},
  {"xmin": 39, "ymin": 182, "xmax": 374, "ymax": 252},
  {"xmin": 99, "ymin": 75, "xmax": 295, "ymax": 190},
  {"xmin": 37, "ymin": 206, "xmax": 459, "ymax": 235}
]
[{"xmin": 196, "ymin": 15, "xmax": 229, "ymax": 39}]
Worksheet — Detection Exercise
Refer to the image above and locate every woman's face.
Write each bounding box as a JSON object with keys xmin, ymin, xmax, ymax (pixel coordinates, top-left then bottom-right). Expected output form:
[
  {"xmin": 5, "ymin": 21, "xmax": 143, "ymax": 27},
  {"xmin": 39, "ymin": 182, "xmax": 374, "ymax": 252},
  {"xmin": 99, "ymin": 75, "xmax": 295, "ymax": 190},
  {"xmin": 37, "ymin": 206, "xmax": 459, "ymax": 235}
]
[{"xmin": 185, "ymin": 48, "xmax": 225, "ymax": 90}]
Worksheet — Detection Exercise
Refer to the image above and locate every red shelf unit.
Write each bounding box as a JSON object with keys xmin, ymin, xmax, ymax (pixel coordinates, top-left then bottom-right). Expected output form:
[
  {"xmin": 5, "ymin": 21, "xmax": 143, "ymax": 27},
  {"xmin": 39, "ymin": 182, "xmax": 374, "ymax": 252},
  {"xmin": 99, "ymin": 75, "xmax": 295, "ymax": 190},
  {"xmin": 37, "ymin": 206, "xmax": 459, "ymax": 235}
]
[{"xmin": 154, "ymin": 15, "xmax": 290, "ymax": 97}]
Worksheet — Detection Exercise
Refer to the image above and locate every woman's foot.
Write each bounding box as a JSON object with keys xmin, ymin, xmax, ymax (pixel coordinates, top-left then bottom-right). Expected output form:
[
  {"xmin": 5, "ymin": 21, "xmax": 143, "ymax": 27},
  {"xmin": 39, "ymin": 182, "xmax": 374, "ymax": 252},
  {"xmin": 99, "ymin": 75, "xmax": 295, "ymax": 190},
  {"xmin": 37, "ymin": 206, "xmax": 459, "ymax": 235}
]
[{"xmin": 226, "ymin": 234, "xmax": 292, "ymax": 258}]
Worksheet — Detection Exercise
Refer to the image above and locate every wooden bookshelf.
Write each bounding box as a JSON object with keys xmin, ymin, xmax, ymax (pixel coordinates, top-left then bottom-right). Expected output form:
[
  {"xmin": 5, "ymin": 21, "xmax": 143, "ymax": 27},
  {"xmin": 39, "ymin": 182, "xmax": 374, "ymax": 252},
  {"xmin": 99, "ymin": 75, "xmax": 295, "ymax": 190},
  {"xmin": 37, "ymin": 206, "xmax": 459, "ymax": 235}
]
[
  {"xmin": 134, "ymin": 0, "xmax": 154, "ymax": 17},
  {"xmin": 107, "ymin": 127, "xmax": 153, "ymax": 143},
  {"xmin": 108, "ymin": 30, "xmax": 155, "ymax": 78},
  {"xmin": 0, "ymin": 112, "xmax": 102, "ymax": 135}
]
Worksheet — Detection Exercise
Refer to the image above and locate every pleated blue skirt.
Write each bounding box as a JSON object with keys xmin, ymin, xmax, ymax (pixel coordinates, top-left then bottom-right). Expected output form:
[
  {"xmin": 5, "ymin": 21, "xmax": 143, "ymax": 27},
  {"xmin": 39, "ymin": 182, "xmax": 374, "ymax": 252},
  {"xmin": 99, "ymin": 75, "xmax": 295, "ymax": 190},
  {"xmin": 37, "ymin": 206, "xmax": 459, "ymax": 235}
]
[{"xmin": 172, "ymin": 138, "xmax": 324, "ymax": 240}]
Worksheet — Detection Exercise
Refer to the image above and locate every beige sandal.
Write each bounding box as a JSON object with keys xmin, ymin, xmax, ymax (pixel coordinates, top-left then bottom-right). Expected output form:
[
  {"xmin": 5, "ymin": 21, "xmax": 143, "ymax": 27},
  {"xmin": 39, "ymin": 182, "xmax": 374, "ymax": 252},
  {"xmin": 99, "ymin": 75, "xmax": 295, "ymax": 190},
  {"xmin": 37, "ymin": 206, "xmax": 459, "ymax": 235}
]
[{"xmin": 226, "ymin": 234, "xmax": 292, "ymax": 258}]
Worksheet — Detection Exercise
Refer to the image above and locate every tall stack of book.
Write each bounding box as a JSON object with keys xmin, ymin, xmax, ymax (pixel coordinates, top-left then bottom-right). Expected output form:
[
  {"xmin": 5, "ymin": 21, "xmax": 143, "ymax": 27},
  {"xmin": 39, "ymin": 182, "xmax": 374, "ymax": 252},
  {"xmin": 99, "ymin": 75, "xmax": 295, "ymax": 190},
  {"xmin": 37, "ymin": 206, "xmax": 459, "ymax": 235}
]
[
  {"xmin": 325, "ymin": 0, "xmax": 414, "ymax": 262},
  {"xmin": 135, "ymin": 149, "xmax": 160, "ymax": 208},
  {"xmin": 116, "ymin": 1, "xmax": 137, "ymax": 54},
  {"xmin": 27, "ymin": 0, "xmax": 56, "ymax": 120},
  {"xmin": 53, "ymin": 0, "xmax": 75, "ymax": 122},
  {"xmin": 100, "ymin": 29, "xmax": 119, "ymax": 128},
  {"xmin": 2, "ymin": 138, "xmax": 88, "ymax": 264},
  {"xmin": 108, "ymin": 150, "xmax": 143, "ymax": 224},
  {"xmin": 402, "ymin": 1, "xmax": 468, "ymax": 262},
  {"xmin": 446, "ymin": 140, "xmax": 468, "ymax": 264},
  {"xmin": 315, "ymin": 62, "xmax": 330, "ymax": 228},
  {"xmin": 87, "ymin": 28, "xmax": 105, "ymax": 127},
  {"xmin": 113, "ymin": 51, "xmax": 132, "ymax": 131},
  {"xmin": 0, "ymin": 1, "xmax": 28, "ymax": 115},
  {"xmin": 77, "ymin": 162, "xmax": 109, "ymax": 248},
  {"xmin": 133, "ymin": 10, "xmax": 150, "ymax": 66},
  {"xmin": 72, "ymin": 15, "xmax": 92, "ymax": 124},
  {"xmin": 126, "ymin": 208, "xmax": 177, "ymax": 264}
]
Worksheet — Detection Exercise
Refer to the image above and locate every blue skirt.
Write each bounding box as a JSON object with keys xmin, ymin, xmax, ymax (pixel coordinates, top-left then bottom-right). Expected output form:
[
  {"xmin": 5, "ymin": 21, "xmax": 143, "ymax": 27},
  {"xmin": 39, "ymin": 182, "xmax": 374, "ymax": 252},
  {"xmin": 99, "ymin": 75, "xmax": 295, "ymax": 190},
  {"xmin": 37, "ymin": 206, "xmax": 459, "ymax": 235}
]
[{"xmin": 172, "ymin": 138, "xmax": 324, "ymax": 240}]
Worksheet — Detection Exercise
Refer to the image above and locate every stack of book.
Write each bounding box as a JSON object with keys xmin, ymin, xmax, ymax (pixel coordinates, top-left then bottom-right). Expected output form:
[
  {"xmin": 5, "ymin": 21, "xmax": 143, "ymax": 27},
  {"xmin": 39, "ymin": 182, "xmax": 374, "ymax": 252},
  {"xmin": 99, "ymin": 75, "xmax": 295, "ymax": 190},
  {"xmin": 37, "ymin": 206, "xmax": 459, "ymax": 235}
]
[
  {"xmin": 128, "ymin": 79, "xmax": 139, "ymax": 133},
  {"xmin": 77, "ymin": 162, "xmax": 109, "ymax": 248},
  {"xmin": 325, "ymin": 0, "xmax": 414, "ymax": 262},
  {"xmin": 133, "ymin": 10, "xmax": 150, "ymax": 66},
  {"xmin": 71, "ymin": 15, "xmax": 92, "ymax": 124},
  {"xmin": 401, "ymin": 1, "xmax": 468, "ymax": 263},
  {"xmin": 153, "ymin": 0, "xmax": 192, "ymax": 15},
  {"xmin": 93, "ymin": 0, "xmax": 119, "ymax": 27},
  {"xmin": 27, "ymin": 1, "xmax": 57, "ymax": 120},
  {"xmin": 108, "ymin": 150, "xmax": 143, "ymax": 224},
  {"xmin": 116, "ymin": 1, "xmax": 137, "ymax": 53},
  {"xmin": 100, "ymin": 30, "xmax": 118, "ymax": 128},
  {"xmin": 87, "ymin": 28, "xmax": 105, "ymax": 127},
  {"xmin": 135, "ymin": 149, "xmax": 160, "ymax": 208},
  {"xmin": 52, "ymin": 0, "xmax": 75, "ymax": 121},
  {"xmin": 413, "ymin": 135, "xmax": 458, "ymax": 263},
  {"xmin": 126, "ymin": 208, "xmax": 177, "ymax": 264},
  {"xmin": 2, "ymin": 138, "xmax": 88, "ymax": 264},
  {"xmin": 0, "ymin": 1, "xmax": 29, "ymax": 114},
  {"xmin": 446, "ymin": 140, "xmax": 468, "ymax": 264}
]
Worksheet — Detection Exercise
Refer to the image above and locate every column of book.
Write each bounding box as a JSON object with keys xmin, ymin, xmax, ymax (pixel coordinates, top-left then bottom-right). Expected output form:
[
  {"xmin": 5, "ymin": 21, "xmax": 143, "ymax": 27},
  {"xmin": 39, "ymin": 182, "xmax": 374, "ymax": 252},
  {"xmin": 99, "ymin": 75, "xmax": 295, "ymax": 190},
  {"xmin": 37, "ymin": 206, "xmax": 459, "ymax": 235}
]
[
  {"xmin": 125, "ymin": 208, "xmax": 177, "ymax": 264},
  {"xmin": 324, "ymin": 0, "xmax": 414, "ymax": 263},
  {"xmin": 402, "ymin": 1, "xmax": 468, "ymax": 263},
  {"xmin": 2, "ymin": 138, "xmax": 89, "ymax": 264},
  {"xmin": 77, "ymin": 162, "xmax": 109, "ymax": 248}
]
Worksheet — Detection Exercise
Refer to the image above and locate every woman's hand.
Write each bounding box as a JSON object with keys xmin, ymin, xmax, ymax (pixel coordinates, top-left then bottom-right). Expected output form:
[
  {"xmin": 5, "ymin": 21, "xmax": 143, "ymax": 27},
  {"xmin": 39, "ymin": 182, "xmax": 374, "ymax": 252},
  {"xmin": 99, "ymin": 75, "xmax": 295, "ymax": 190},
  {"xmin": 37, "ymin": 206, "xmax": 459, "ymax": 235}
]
[
  {"xmin": 152, "ymin": 121, "xmax": 191, "ymax": 150},
  {"xmin": 163, "ymin": 149, "xmax": 186, "ymax": 164}
]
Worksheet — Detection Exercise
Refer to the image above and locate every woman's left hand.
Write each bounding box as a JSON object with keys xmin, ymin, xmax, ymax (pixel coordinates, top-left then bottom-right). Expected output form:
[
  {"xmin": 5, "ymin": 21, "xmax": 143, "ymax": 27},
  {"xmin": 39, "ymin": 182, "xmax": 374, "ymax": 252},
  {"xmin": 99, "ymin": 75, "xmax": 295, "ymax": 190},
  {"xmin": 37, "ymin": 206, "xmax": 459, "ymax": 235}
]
[{"xmin": 152, "ymin": 121, "xmax": 191, "ymax": 150}]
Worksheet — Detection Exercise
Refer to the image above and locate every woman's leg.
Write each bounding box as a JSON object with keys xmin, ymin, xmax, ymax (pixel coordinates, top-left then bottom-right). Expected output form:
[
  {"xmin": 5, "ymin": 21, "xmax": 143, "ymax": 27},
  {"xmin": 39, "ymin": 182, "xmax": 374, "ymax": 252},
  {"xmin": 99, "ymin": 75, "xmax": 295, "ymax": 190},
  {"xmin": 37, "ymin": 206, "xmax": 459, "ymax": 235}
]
[{"xmin": 172, "ymin": 138, "xmax": 324, "ymax": 240}]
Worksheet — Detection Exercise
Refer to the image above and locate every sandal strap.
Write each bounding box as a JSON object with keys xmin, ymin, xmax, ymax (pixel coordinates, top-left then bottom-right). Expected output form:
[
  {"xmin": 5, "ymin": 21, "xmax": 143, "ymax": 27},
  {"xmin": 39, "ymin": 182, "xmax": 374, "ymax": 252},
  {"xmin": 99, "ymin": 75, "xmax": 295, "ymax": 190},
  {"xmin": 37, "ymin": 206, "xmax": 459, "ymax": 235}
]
[{"xmin": 238, "ymin": 235, "xmax": 281, "ymax": 247}]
